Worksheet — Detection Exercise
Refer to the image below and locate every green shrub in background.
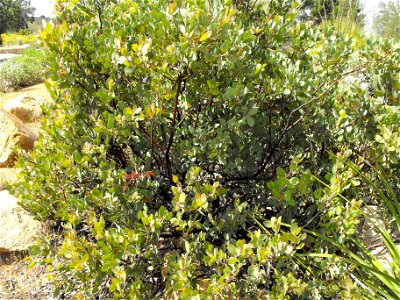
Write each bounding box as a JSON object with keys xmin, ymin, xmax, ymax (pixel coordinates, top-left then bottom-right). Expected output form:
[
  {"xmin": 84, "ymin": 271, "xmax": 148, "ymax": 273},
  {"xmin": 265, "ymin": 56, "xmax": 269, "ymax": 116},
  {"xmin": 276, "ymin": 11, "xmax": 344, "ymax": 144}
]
[
  {"xmin": 18, "ymin": 28, "xmax": 32, "ymax": 36},
  {"xmin": 0, "ymin": 48, "xmax": 47, "ymax": 91},
  {"xmin": 12, "ymin": 0, "xmax": 400, "ymax": 298}
]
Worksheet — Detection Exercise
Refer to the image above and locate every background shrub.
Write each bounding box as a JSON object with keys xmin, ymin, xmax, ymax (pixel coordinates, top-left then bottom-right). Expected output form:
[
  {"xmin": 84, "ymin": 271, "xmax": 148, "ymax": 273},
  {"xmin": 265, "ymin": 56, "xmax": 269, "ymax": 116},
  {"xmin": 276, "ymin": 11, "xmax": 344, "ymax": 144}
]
[
  {"xmin": 13, "ymin": 0, "xmax": 400, "ymax": 298},
  {"xmin": 0, "ymin": 48, "xmax": 46, "ymax": 91},
  {"xmin": 18, "ymin": 28, "xmax": 32, "ymax": 36}
]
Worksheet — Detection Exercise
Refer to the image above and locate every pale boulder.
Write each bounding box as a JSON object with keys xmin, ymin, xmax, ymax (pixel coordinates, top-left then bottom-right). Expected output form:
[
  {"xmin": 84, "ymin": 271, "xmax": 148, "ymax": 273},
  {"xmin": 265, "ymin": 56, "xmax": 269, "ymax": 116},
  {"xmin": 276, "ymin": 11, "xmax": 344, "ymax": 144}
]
[
  {"xmin": 2, "ymin": 96, "xmax": 43, "ymax": 123},
  {"xmin": 0, "ymin": 110, "xmax": 37, "ymax": 167},
  {"xmin": 0, "ymin": 190, "xmax": 42, "ymax": 253}
]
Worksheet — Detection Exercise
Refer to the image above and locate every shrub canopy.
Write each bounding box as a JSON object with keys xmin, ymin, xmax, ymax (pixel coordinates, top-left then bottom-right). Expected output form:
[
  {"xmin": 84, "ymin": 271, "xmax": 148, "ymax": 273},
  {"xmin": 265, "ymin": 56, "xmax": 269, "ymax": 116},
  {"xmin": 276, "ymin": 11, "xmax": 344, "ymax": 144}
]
[{"xmin": 14, "ymin": 0, "xmax": 400, "ymax": 298}]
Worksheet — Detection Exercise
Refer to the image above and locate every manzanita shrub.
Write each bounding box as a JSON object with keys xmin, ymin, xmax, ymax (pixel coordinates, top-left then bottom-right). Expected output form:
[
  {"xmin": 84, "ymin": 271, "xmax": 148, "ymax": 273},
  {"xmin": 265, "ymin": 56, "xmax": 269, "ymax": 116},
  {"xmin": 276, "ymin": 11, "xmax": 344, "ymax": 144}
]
[{"xmin": 12, "ymin": 0, "xmax": 400, "ymax": 298}]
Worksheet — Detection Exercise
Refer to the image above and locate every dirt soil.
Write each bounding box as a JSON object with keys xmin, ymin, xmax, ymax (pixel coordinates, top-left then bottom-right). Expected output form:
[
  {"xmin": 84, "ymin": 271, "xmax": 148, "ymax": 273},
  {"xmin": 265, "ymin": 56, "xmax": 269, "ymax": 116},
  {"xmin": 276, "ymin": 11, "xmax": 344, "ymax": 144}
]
[
  {"xmin": 0, "ymin": 260, "xmax": 55, "ymax": 300},
  {"xmin": 0, "ymin": 45, "xmax": 30, "ymax": 55},
  {"xmin": 0, "ymin": 83, "xmax": 56, "ymax": 300}
]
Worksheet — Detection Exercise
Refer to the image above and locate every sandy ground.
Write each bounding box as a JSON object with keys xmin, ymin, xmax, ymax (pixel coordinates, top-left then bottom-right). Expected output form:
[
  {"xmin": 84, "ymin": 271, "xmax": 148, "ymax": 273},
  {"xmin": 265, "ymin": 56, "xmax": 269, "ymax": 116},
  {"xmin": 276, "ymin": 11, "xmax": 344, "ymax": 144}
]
[{"xmin": 0, "ymin": 83, "xmax": 49, "ymax": 109}]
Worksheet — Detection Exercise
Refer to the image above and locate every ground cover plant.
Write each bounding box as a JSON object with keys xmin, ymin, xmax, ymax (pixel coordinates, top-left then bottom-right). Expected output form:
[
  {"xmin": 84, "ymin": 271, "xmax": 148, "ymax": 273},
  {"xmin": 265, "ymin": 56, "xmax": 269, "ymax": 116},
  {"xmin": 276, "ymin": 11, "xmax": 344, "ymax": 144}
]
[
  {"xmin": 0, "ymin": 48, "xmax": 46, "ymax": 92},
  {"xmin": 0, "ymin": 33, "xmax": 38, "ymax": 45},
  {"xmin": 12, "ymin": 0, "xmax": 400, "ymax": 298}
]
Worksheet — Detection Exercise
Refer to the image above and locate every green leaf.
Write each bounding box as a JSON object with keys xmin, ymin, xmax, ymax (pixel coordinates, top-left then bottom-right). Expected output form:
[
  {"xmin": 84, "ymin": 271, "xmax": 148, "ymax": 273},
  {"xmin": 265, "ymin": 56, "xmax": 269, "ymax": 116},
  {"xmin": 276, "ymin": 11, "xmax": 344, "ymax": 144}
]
[
  {"xmin": 200, "ymin": 31, "xmax": 212, "ymax": 42},
  {"xmin": 277, "ymin": 167, "xmax": 286, "ymax": 177},
  {"xmin": 289, "ymin": 177, "xmax": 299, "ymax": 187},
  {"xmin": 107, "ymin": 114, "xmax": 115, "ymax": 129},
  {"xmin": 375, "ymin": 135, "xmax": 384, "ymax": 143},
  {"xmin": 109, "ymin": 277, "xmax": 120, "ymax": 292},
  {"xmin": 207, "ymin": 79, "xmax": 219, "ymax": 95},
  {"xmin": 246, "ymin": 116, "xmax": 255, "ymax": 127},
  {"xmin": 248, "ymin": 108, "xmax": 258, "ymax": 116},
  {"xmin": 228, "ymin": 257, "xmax": 237, "ymax": 265}
]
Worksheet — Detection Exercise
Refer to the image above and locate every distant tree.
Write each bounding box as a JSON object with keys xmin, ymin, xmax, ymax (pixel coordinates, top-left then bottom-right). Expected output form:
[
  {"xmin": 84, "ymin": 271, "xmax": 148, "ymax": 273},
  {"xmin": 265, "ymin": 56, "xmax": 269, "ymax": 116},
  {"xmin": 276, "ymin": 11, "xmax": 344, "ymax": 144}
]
[
  {"xmin": 0, "ymin": 0, "xmax": 35, "ymax": 36},
  {"xmin": 373, "ymin": 0, "xmax": 400, "ymax": 39},
  {"xmin": 300, "ymin": 0, "xmax": 364, "ymax": 25}
]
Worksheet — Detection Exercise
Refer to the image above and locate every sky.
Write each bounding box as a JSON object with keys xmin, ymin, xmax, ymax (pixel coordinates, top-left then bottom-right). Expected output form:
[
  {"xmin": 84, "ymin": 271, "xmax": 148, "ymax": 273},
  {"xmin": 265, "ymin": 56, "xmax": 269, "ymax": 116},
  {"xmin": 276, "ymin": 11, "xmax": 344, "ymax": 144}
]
[
  {"xmin": 361, "ymin": 0, "xmax": 389, "ymax": 31},
  {"xmin": 30, "ymin": 0, "xmax": 55, "ymax": 17},
  {"xmin": 30, "ymin": 0, "xmax": 389, "ymax": 23}
]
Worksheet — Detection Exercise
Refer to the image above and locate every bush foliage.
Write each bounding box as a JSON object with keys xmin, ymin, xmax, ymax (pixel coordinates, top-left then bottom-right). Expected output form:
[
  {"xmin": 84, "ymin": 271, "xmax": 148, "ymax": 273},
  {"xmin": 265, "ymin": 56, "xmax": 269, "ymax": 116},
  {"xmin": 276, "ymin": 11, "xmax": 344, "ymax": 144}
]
[{"xmin": 13, "ymin": 0, "xmax": 400, "ymax": 298}]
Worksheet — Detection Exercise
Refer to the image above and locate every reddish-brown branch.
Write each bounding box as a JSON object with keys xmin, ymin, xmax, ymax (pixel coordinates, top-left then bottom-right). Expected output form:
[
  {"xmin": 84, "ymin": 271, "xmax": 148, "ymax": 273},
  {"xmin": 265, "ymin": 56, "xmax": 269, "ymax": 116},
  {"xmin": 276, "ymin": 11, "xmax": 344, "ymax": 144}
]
[
  {"xmin": 138, "ymin": 121, "xmax": 165, "ymax": 153},
  {"xmin": 165, "ymin": 77, "xmax": 183, "ymax": 178}
]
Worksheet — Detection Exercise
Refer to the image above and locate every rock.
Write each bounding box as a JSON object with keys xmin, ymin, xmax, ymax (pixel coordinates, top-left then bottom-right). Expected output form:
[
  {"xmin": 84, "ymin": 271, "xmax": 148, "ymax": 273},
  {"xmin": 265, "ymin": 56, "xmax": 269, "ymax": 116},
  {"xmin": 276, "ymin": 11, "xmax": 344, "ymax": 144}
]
[
  {"xmin": 360, "ymin": 206, "xmax": 387, "ymax": 248},
  {"xmin": 370, "ymin": 245, "xmax": 400, "ymax": 272},
  {"xmin": 360, "ymin": 205, "xmax": 400, "ymax": 271},
  {"xmin": 0, "ymin": 110, "xmax": 37, "ymax": 167},
  {"xmin": 2, "ymin": 96, "xmax": 43, "ymax": 123},
  {"xmin": 0, "ymin": 190, "xmax": 42, "ymax": 254}
]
